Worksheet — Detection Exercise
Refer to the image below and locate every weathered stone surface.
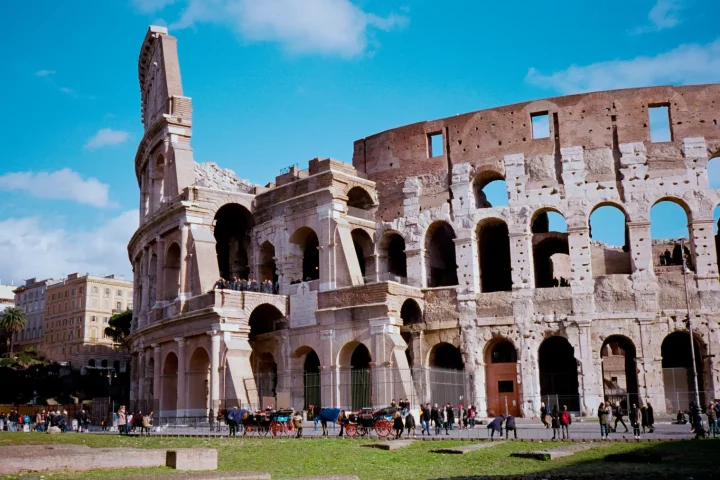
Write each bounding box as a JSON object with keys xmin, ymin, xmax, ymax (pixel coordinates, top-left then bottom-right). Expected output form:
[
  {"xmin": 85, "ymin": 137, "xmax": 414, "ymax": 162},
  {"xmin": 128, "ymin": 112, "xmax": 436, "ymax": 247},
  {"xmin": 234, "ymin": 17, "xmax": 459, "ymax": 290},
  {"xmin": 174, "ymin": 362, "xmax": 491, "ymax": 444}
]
[
  {"xmin": 194, "ymin": 162, "xmax": 254, "ymax": 193},
  {"xmin": 166, "ymin": 448, "xmax": 218, "ymax": 470},
  {"xmin": 510, "ymin": 443, "xmax": 594, "ymax": 460},
  {"xmin": 431, "ymin": 441, "xmax": 504, "ymax": 454},
  {"xmin": 361, "ymin": 440, "xmax": 414, "ymax": 450},
  {"xmin": 122, "ymin": 472, "xmax": 271, "ymax": 480}
]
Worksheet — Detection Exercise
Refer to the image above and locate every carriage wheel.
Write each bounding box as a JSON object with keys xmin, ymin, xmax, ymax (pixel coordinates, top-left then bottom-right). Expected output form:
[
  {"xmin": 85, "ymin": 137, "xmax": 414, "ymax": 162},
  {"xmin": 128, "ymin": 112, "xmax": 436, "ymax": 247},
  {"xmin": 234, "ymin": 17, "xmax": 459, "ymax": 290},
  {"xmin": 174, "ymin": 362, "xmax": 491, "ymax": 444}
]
[
  {"xmin": 358, "ymin": 425, "xmax": 369, "ymax": 437},
  {"xmin": 375, "ymin": 419, "xmax": 392, "ymax": 438},
  {"xmin": 346, "ymin": 424, "xmax": 358, "ymax": 438},
  {"xmin": 285, "ymin": 420, "xmax": 295, "ymax": 436},
  {"xmin": 270, "ymin": 421, "xmax": 284, "ymax": 437}
]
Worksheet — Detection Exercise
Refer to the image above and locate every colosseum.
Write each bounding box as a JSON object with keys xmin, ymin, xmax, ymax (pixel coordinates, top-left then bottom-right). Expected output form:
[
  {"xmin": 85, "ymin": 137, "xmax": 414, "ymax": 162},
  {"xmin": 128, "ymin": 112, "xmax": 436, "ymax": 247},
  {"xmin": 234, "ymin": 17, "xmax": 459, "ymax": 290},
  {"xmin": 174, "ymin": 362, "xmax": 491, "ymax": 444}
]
[{"xmin": 128, "ymin": 26, "xmax": 720, "ymax": 419}]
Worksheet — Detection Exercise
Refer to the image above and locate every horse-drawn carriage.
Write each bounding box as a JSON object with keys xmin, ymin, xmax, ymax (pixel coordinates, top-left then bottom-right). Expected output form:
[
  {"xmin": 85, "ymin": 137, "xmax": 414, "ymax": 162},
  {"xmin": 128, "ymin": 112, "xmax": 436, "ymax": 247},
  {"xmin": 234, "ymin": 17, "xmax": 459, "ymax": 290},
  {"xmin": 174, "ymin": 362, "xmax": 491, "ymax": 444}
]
[
  {"xmin": 241, "ymin": 411, "xmax": 270, "ymax": 436},
  {"xmin": 317, "ymin": 406, "xmax": 396, "ymax": 438},
  {"xmin": 241, "ymin": 409, "xmax": 296, "ymax": 437}
]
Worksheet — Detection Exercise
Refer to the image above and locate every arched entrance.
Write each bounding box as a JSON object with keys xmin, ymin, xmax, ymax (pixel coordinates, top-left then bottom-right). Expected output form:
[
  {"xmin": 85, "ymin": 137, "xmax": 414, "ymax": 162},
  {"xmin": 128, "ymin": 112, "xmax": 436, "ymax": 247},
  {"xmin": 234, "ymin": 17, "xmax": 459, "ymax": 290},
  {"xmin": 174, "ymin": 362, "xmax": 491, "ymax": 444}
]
[
  {"xmin": 259, "ymin": 241, "xmax": 278, "ymax": 284},
  {"xmin": 351, "ymin": 229, "xmax": 375, "ymax": 279},
  {"xmin": 164, "ymin": 243, "xmax": 181, "ymax": 300},
  {"xmin": 477, "ymin": 218, "xmax": 512, "ymax": 292},
  {"xmin": 187, "ymin": 347, "xmax": 210, "ymax": 415},
  {"xmin": 538, "ymin": 336, "xmax": 579, "ymax": 411},
  {"xmin": 214, "ymin": 203, "xmax": 254, "ymax": 281},
  {"xmin": 400, "ymin": 299, "xmax": 422, "ymax": 326},
  {"xmin": 303, "ymin": 349, "xmax": 321, "ymax": 409},
  {"xmin": 381, "ymin": 233, "xmax": 407, "ymax": 279},
  {"xmin": 248, "ymin": 304, "xmax": 285, "ymax": 339},
  {"xmin": 662, "ymin": 331, "xmax": 705, "ymax": 412},
  {"xmin": 252, "ymin": 352, "xmax": 278, "ymax": 402},
  {"xmin": 425, "ymin": 222, "xmax": 458, "ymax": 287},
  {"xmin": 428, "ymin": 342, "xmax": 465, "ymax": 407},
  {"xmin": 162, "ymin": 352, "xmax": 178, "ymax": 413},
  {"xmin": 485, "ymin": 340, "xmax": 520, "ymax": 417},
  {"xmin": 346, "ymin": 343, "xmax": 372, "ymax": 410},
  {"xmin": 601, "ymin": 336, "xmax": 638, "ymax": 410},
  {"xmin": 289, "ymin": 227, "xmax": 320, "ymax": 281}
]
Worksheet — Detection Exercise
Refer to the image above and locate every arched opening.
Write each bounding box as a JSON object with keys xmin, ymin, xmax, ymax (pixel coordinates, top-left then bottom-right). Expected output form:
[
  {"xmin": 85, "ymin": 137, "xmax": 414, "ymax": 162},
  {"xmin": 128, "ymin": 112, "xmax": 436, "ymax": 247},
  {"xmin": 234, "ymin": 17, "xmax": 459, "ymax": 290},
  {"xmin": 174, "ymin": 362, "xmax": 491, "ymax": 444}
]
[
  {"xmin": 187, "ymin": 347, "xmax": 210, "ymax": 414},
  {"xmin": 252, "ymin": 352, "xmax": 277, "ymax": 401},
  {"xmin": 214, "ymin": 203, "xmax": 254, "ymax": 281},
  {"xmin": 259, "ymin": 241, "xmax": 278, "ymax": 284},
  {"xmin": 303, "ymin": 349, "xmax": 321, "ymax": 410},
  {"xmin": 162, "ymin": 352, "xmax": 178, "ymax": 413},
  {"xmin": 473, "ymin": 171, "xmax": 508, "ymax": 208},
  {"xmin": 538, "ymin": 336, "xmax": 579, "ymax": 411},
  {"xmin": 164, "ymin": 242, "xmax": 181, "ymax": 300},
  {"xmin": 428, "ymin": 342, "xmax": 465, "ymax": 407},
  {"xmin": 379, "ymin": 232, "xmax": 407, "ymax": 280},
  {"xmin": 589, "ymin": 205, "xmax": 631, "ymax": 275},
  {"xmin": 532, "ymin": 210, "xmax": 569, "ymax": 288},
  {"xmin": 708, "ymin": 154, "xmax": 720, "ymax": 189},
  {"xmin": 289, "ymin": 227, "xmax": 319, "ymax": 282},
  {"xmin": 88, "ymin": 359, "xmax": 96, "ymax": 368},
  {"xmin": 425, "ymin": 222, "xmax": 458, "ymax": 287},
  {"xmin": 248, "ymin": 304, "xmax": 285, "ymax": 340},
  {"xmin": 347, "ymin": 186, "xmax": 374, "ymax": 211},
  {"xmin": 101, "ymin": 359, "xmax": 108, "ymax": 368},
  {"xmin": 148, "ymin": 254, "xmax": 158, "ymax": 307},
  {"xmin": 485, "ymin": 339, "xmax": 520, "ymax": 417},
  {"xmin": 113, "ymin": 360, "xmax": 120, "ymax": 371},
  {"xmin": 477, "ymin": 218, "xmax": 512, "ymax": 292},
  {"xmin": 661, "ymin": 332, "xmax": 705, "ymax": 412},
  {"xmin": 650, "ymin": 200, "xmax": 692, "ymax": 270},
  {"xmin": 351, "ymin": 229, "xmax": 374, "ymax": 279},
  {"xmin": 601, "ymin": 335, "xmax": 639, "ymax": 410},
  {"xmin": 715, "ymin": 206, "xmax": 720, "ymax": 277},
  {"xmin": 152, "ymin": 154, "xmax": 165, "ymax": 209},
  {"xmin": 400, "ymin": 299, "xmax": 422, "ymax": 326},
  {"xmin": 347, "ymin": 343, "xmax": 372, "ymax": 410},
  {"xmin": 147, "ymin": 357, "xmax": 155, "ymax": 400}
]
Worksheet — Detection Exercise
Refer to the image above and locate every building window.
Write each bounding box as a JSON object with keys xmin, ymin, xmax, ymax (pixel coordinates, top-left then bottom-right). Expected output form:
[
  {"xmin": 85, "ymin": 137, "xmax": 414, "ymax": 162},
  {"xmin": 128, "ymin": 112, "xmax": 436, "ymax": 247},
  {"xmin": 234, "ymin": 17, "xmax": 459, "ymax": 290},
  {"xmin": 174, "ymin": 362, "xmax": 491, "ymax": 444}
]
[
  {"xmin": 64, "ymin": 291, "xmax": 68, "ymax": 298},
  {"xmin": 70, "ymin": 318, "xmax": 74, "ymax": 325},
  {"xmin": 116, "ymin": 302, "xmax": 122, "ymax": 310},
  {"xmin": 117, "ymin": 289, "xmax": 123, "ymax": 296},
  {"xmin": 104, "ymin": 317, "xmax": 109, "ymax": 324},
  {"xmin": 63, "ymin": 319, "xmax": 67, "ymax": 326},
  {"xmin": 52, "ymin": 294, "xmax": 56, "ymax": 300},
  {"xmin": 72, "ymin": 288, "xmax": 76, "ymax": 296},
  {"xmin": 128, "ymin": 303, "xmax": 133, "ymax": 310},
  {"xmin": 79, "ymin": 286, "xmax": 83, "ymax": 294},
  {"xmin": 105, "ymin": 288, "xmax": 110, "ymax": 295},
  {"xmin": 91, "ymin": 316, "xmax": 97, "ymax": 322},
  {"xmin": 93, "ymin": 286, "xmax": 98, "ymax": 294}
]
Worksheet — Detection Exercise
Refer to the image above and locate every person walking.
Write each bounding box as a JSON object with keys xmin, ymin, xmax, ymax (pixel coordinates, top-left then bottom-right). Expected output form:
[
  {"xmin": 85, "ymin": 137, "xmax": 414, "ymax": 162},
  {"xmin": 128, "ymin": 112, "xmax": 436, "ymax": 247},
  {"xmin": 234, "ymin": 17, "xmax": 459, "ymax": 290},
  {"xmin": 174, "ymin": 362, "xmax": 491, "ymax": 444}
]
[
  {"xmin": 441, "ymin": 405, "xmax": 449, "ymax": 436},
  {"xmin": 560, "ymin": 405, "xmax": 572, "ymax": 440},
  {"xmin": 468, "ymin": 405, "xmax": 476, "ymax": 428},
  {"xmin": 337, "ymin": 410, "xmax": 347, "ymax": 437},
  {"xmin": 613, "ymin": 402, "xmax": 628, "ymax": 433},
  {"xmin": 432, "ymin": 404, "xmax": 441, "ymax": 435},
  {"xmin": 117, "ymin": 406, "xmax": 127, "ymax": 435},
  {"xmin": 706, "ymin": 403, "xmax": 718, "ymax": 438},
  {"xmin": 540, "ymin": 402, "xmax": 549, "ymax": 429},
  {"xmin": 505, "ymin": 415, "xmax": 517, "ymax": 439},
  {"xmin": 630, "ymin": 403, "xmax": 641, "ymax": 439},
  {"xmin": 551, "ymin": 406, "xmax": 561, "ymax": 440},
  {"xmin": 393, "ymin": 411, "xmax": 404, "ymax": 439},
  {"xmin": 141, "ymin": 411, "xmax": 152, "ymax": 436},
  {"xmin": 646, "ymin": 403, "xmax": 655, "ymax": 433},
  {"xmin": 420, "ymin": 403, "xmax": 431, "ymax": 436},
  {"xmin": 293, "ymin": 411, "xmax": 304, "ymax": 438},
  {"xmin": 640, "ymin": 405, "xmax": 649, "ymax": 434},
  {"xmin": 446, "ymin": 403, "xmax": 455, "ymax": 435},
  {"xmin": 598, "ymin": 402, "xmax": 610, "ymax": 440},
  {"xmin": 487, "ymin": 414, "xmax": 505, "ymax": 439},
  {"xmin": 405, "ymin": 410, "xmax": 416, "ymax": 438}
]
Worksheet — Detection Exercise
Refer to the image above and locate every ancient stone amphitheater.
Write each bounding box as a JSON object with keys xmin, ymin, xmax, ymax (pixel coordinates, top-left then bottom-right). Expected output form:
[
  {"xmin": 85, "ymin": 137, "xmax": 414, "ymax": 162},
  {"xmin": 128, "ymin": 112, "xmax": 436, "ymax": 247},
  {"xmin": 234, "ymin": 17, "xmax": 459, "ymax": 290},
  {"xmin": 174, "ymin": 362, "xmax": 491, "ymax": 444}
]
[{"xmin": 128, "ymin": 26, "xmax": 720, "ymax": 419}]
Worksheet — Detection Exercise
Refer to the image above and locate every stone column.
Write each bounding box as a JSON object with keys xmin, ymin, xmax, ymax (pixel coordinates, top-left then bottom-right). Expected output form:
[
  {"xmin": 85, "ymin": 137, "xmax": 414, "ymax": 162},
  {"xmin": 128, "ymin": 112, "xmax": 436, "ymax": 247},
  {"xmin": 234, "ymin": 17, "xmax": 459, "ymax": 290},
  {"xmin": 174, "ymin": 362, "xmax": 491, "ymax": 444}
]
[
  {"xmin": 518, "ymin": 327, "xmax": 541, "ymax": 417},
  {"xmin": 179, "ymin": 224, "xmax": 189, "ymax": 299},
  {"xmin": 573, "ymin": 322, "xmax": 602, "ymax": 415},
  {"xmin": 637, "ymin": 319, "xmax": 665, "ymax": 412},
  {"xmin": 405, "ymin": 248, "xmax": 425, "ymax": 288},
  {"xmin": 152, "ymin": 344, "xmax": 161, "ymax": 412},
  {"xmin": 140, "ymin": 248, "xmax": 150, "ymax": 327},
  {"xmin": 567, "ymin": 226, "xmax": 595, "ymax": 316},
  {"xmin": 155, "ymin": 237, "xmax": 166, "ymax": 306},
  {"xmin": 136, "ymin": 347, "xmax": 145, "ymax": 406},
  {"xmin": 209, "ymin": 330, "xmax": 221, "ymax": 412},
  {"xmin": 320, "ymin": 329, "xmax": 335, "ymax": 408},
  {"xmin": 689, "ymin": 219, "xmax": 720, "ymax": 290},
  {"xmin": 627, "ymin": 221, "xmax": 653, "ymax": 274},
  {"xmin": 129, "ymin": 353, "xmax": 138, "ymax": 407},
  {"xmin": 508, "ymin": 232, "xmax": 533, "ymax": 289},
  {"xmin": 175, "ymin": 337, "xmax": 186, "ymax": 416},
  {"xmin": 454, "ymin": 235, "xmax": 479, "ymax": 295}
]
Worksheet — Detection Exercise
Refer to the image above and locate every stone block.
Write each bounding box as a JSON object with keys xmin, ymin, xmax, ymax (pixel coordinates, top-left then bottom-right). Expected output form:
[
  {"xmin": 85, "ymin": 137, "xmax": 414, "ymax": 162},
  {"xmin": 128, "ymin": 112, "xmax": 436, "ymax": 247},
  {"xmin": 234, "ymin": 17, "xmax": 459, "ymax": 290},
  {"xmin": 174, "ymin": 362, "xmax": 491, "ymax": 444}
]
[
  {"xmin": 431, "ymin": 441, "xmax": 504, "ymax": 454},
  {"xmin": 361, "ymin": 440, "xmax": 414, "ymax": 450},
  {"xmin": 166, "ymin": 449, "xmax": 218, "ymax": 470},
  {"xmin": 510, "ymin": 443, "xmax": 593, "ymax": 460}
]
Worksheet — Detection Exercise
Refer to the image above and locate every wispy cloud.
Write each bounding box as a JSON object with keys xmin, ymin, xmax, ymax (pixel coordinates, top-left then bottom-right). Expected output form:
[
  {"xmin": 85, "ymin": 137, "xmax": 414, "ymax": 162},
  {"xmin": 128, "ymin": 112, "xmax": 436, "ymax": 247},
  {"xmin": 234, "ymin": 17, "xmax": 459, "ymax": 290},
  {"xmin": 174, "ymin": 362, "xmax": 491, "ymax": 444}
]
[
  {"xmin": 0, "ymin": 211, "xmax": 137, "ymax": 284},
  {"xmin": 134, "ymin": 0, "xmax": 408, "ymax": 57},
  {"xmin": 526, "ymin": 38, "xmax": 720, "ymax": 94},
  {"xmin": 0, "ymin": 169, "xmax": 112, "ymax": 207},
  {"xmin": 35, "ymin": 70, "xmax": 56, "ymax": 77},
  {"xmin": 35, "ymin": 70, "xmax": 84, "ymax": 98},
  {"xmin": 632, "ymin": 0, "xmax": 682, "ymax": 34},
  {"xmin": 84, "ymin": 128, "xmax": 131, "ymax": 150}
]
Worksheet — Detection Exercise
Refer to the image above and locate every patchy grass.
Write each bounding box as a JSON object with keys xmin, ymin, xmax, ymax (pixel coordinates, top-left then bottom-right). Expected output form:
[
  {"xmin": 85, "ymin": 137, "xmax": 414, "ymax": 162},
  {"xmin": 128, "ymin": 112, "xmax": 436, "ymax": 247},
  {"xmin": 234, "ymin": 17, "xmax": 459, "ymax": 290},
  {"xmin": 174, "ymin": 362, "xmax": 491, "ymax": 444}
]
[{"xmin": 0, "ymin": 433, "xmax": 718, "ymax": 479}]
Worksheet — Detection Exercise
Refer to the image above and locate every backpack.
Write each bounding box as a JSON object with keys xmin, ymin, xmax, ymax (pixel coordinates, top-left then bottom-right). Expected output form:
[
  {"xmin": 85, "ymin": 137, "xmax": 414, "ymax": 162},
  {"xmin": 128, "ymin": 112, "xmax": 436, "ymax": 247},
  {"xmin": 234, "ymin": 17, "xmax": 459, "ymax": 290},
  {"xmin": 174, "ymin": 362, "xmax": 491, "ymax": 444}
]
[{"xmin": 561, "ymin": 411, "xmax": 570, "ymax": 425}]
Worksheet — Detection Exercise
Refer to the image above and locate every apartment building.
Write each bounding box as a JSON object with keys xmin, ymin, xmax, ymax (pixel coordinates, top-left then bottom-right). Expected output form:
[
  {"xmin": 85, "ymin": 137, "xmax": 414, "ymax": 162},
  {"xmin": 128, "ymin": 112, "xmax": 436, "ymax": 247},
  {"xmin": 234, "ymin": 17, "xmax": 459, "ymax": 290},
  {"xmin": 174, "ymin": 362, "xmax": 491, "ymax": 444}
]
[
  {"xmin": 12, "ymin": 278, "xmax": 59, "ymax": 349},
  {"xmin": 44, "ymin": 273, "xmax": 133, "ymax": 369}
]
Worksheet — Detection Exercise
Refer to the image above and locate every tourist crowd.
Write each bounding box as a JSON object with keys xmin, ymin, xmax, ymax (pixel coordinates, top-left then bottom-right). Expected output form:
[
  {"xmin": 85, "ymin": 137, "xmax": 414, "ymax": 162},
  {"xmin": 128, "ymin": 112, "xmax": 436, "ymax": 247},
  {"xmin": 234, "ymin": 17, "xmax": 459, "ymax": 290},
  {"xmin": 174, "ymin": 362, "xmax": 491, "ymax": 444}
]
[
  {"xmin": 115, "ymin": 405, "xmax": 154, "ymax": 435},
  {"xmin": 214, "ymin": 277, "xmax": 279, "ymax": 294}
]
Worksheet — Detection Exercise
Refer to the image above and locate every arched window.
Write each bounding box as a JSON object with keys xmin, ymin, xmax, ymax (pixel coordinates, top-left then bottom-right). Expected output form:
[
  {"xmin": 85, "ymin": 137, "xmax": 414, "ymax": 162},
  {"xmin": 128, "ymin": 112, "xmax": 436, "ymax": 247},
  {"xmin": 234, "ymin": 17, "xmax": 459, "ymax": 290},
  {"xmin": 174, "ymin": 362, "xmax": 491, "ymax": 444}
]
[
  {"xmin": 532, "ymin": 209, "xmax": 570, "ymax": 288},
  {"xmin": 477, "ymin": 218, "xmax": 512, "ymax": 292},
  {"xmin": 589, "ymin": 204, "xmax": 631, "ymax": 275},
  {"xmin": 259, "ymin": 241, "xmax": 277, "ymax": 283},
  {"xmin": 289, "ymin": 227, "xmax": 320, "ymax": 282},
  {"xmin": 650, "ymin": 200, "xmax": 691, "ymax": 270},
  {"xmin": 214, "ymin": 203, "xmax": 254, "ymax": 281},
  {"xmin": 378, "ymin": 232, "xmax": 407, "ymax": 280},
  {"xmin": 538, "ymin": 336, "xmax": 579, "ymax": 411},
  {"xmin": 400, "ymin": 299, "xmax": 422, "ymax": 326},
  {"xmin": 164, "ymin": 242, "xmax": 181, "ymax": 300},
  {"xmin": 248, "ymin": 304, "xmax": 285, "ymax": 340},
  {"xmin": 425, "ymin": 222, "xmax": 458, "ymax": 287},
  {"xmin": 347, "ymin": 187, "xmax": 374, "ymax": 210},
  {"xmin": 351, "ymin": 229, "xmax": 374, "ymax": 279},
  {"xmin": 473, "ymin": 171, "xmax": 508, "ymax": 208}
]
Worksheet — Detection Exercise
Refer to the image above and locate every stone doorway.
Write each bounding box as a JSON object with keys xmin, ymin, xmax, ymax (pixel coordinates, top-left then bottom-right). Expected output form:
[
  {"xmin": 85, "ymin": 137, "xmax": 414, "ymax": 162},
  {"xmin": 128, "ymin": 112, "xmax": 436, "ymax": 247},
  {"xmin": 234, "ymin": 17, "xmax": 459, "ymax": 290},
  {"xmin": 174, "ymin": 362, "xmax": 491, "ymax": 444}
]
[{"xmin": 485, "ymin": 340, "xmax": 520, "ymax": 417}]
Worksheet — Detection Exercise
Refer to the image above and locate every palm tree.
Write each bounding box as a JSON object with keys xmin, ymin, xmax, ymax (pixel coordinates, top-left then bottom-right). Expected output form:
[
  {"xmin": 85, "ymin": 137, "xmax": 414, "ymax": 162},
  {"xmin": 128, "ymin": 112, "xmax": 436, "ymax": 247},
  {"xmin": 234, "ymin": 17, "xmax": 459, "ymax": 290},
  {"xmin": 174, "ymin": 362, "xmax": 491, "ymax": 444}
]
[{"xmin": 0, "ymin": 306, "xmax": 27, "ymax": 357}]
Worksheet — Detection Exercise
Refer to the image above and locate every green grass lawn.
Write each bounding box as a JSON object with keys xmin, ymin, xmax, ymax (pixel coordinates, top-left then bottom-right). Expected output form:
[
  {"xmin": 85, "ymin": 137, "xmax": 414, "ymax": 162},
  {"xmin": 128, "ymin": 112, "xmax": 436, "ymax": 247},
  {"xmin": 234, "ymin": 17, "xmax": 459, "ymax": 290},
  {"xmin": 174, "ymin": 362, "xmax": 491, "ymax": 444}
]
[{"xmin": 1, "ymin": 433, "xmax": 718, "ymax": 480}]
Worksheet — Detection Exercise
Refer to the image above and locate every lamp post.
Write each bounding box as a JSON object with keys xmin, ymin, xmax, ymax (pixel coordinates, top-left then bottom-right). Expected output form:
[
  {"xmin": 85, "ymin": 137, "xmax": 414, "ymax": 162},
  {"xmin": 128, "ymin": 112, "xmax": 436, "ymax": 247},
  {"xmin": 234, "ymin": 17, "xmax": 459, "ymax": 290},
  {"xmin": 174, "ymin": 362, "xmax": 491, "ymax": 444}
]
[
  {"xmin": 679, "ymin": 239, "xmax": 701, "ymax": 408},
  {"xmin": 106, "ymin": 369, "xmax": 117, "ymax": 413}
]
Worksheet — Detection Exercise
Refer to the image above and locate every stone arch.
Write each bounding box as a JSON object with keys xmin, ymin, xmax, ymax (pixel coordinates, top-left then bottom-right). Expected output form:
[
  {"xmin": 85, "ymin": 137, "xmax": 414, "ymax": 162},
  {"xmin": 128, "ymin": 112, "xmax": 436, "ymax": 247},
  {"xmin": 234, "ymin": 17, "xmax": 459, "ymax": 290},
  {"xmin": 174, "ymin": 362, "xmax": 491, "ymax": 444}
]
[
  {"xmin": 346, "ymin": 186, "xmax": 374, "ymax": 210},
  {"xmin": 337, "ymin": 341, "xmax": 372, "ymax": 410},
  {"xmin": 293, "ymin": 346, "xmax": 321, "ymax": 409},
  {"xmin": 425, "ymin": 221, "xmax": 458, "ymax": 287},
  {"xmin": 289, "ymin": 226, "xmax": 320, "ymax": 282},
  {"xmin": 650, "ymin": 198, "xmax": 692, "ymax": 270},
  {"xmin": 164, "ymin": 242, "xmax": 181, "ymax": 300},
  {"xmin": 427, "ymin": 342, "xmax": 465, "ymax": 408},
  {"xmin": 251, "ymin": 351, "xmax": 277, "ymax": 400},
  {"xmin": 484, "ymin": 338, "xmax": 520, "ymax": 417},
  {"xmin": 162, "ymin": 351, "xmax": 179, "ymax": 412},
  {"xmin": 661, "ymin": 331, "xmax": 706, "ymax": 412},
  {"xmin": 258, "ymin": 240, "xmax": 277, "ymax": 283},
  {"xmin": 400, "ymin": 299, "xmax": 422, "ymax": 326},
  {"xmin": 589, "ymin": 203, "xmax": 632, "ymax": 276},
  {"xmin": 476, "ymin": 217, "xmax": 512, "ymax": 292},
  {"xmin": 473, "ymin": 169, "xmax": 508, "ymax": 208},
  {"xmin": 531, "ymin": 208, "xmax": 569, "ymax": 288},
  {"xmin": 248, "ymin": 303, "xmax": 285, "ymax": 340},
  {"xmin": 538, "ymin": 335, "xmax": 580, "ymax": 411},
  {"xmin": 214, "ymin": 203, "xmax": 254, "ymax": 281},
  {"xmin": 351, "ymin": 228, "xmax": 375, "ymax": 278},
  {"xmin": 378, "ymin": 230, "xmax": 407, "ymax": 279},
  {"xmin": 187, "ymin": 347, "xmax": 210, "ymax": 414},
  {"xmin": 600, "ymin": 335, "xmax": 639, "ymax": 409}
]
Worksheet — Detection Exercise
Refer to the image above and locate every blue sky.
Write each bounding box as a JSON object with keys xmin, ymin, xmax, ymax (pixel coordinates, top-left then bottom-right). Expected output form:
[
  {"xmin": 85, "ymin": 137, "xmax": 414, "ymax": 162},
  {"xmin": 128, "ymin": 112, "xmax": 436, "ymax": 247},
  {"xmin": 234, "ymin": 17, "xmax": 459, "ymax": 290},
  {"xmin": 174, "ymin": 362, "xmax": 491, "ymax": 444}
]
[{"xmin": 0, "ymin": 0, "xmax": 719, "ymax": 284}]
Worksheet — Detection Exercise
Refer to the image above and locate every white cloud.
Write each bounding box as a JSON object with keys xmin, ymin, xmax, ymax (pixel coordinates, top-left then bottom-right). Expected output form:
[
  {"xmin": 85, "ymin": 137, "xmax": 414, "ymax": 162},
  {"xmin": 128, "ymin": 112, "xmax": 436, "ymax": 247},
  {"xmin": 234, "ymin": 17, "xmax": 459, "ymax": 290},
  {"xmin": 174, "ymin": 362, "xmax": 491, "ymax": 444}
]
[
  {"xmin": 0, "ymin": 169, "xmax": 112, "ymax": 208},
  {"xmin": 84, "ymin": 128, "xmax": 131, "ymax": 150},
  {"xmin": 35, "ymin": 70, "xmax": 55, "ymax": 77},
  {"xmin": 526, "ymin": 39, "xmax": 720, "ymax": 94},
  {"xmin": 0, "ymin": 210, "xmax": 138, "ymax": 285},
  {"xmin": 633, "ymin": 0, "xmax": 682, "ymax": 34},
  {"xmin": 136, "ymin": 0, "xmax": 407, "ymax": 57}
]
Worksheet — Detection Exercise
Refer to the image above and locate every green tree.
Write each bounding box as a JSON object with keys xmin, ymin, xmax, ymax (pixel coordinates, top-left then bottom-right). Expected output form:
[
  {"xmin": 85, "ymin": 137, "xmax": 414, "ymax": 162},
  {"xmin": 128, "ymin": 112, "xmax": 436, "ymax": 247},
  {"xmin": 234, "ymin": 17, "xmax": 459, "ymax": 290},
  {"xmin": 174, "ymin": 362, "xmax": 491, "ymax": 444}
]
[
  {"xmin": 0, "ymin": 306, "xmax": 28, "ymax": 357},
  {"xmin": 104, "ymin": 309, "xmax": 132, "ymax": 350}
]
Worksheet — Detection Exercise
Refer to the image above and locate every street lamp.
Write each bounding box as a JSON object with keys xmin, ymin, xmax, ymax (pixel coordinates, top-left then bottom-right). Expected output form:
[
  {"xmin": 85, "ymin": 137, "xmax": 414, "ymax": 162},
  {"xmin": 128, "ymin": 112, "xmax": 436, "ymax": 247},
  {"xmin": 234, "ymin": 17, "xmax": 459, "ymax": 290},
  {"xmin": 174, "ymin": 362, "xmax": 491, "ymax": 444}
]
[
  {"xmin": 106, "ymin": 369, "xmax": 117, "ymax": 412},
  {"xmin": 679, "ymin": 239, "xmax": 701, "ymax": 408}
]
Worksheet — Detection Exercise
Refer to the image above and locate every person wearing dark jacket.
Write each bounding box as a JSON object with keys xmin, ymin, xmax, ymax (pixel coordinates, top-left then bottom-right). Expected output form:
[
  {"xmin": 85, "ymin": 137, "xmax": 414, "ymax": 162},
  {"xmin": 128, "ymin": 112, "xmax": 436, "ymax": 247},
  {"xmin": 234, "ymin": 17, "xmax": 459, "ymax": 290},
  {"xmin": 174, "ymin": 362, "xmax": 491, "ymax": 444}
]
[
  {"xmin": 540, "ymin": 402, "xmax": 549, "ymax": 428},
  {"xmin": 393, "ymin": 412, "xmax": 404, "ymax": 439},
  {"xmin": 405, "ymin": 411, "xmax": 416, "ymax": 438},
  {"xmin": 690, "ymin": 401, "xmax": 705, "ymax": 439},
  {"xmin": 421, "ymin": 404, "xmax": 431, "ymax": 435},
  {"xmin": 640, "ymin": 405, "xmax": 649, "ymax": 433},
  {"xmin": 630, "ymin": 403, "xmax": 641, "ymax": 439},
  {"xmin": 598, "ymin": 403, "xmax": 610, "ymax": 440},
  {"xmin": 431, "ymin": 404, "xmax": 441, "ymax": 435},
  {"xmin": 505, "ymin": 415, "xmax": 517, "ymax": 439},
  {"xmin": 646, "ymin": 403, "xmax": 655, "ymax": 433},
  {"xmin": 551, "ymin": 406, "xmax": 561, "ymax": 440},
  {"xmin": 487, "ymin": 414, "xmax": 505, "ymax": 439},
  {"xmin": 446, "ymin": 404, "xmax": 455, "ymax": 434},
  {"xmin": 613, "ymin": 402, "xmax": 628, "ymax": 433}
]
